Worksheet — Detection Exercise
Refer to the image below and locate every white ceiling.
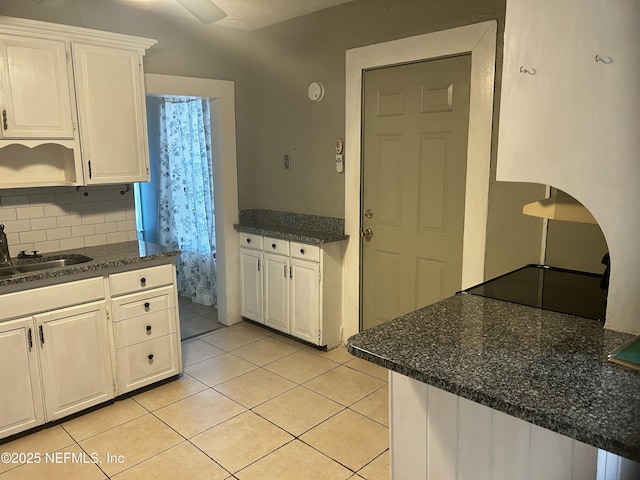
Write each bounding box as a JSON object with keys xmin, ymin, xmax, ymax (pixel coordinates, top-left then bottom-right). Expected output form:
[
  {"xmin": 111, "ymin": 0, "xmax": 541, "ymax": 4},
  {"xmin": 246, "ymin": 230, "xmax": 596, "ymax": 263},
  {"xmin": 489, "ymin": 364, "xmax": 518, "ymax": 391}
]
[{"xmin": 105, "ymin": 0, "xmax": 355, "ymax": 31}]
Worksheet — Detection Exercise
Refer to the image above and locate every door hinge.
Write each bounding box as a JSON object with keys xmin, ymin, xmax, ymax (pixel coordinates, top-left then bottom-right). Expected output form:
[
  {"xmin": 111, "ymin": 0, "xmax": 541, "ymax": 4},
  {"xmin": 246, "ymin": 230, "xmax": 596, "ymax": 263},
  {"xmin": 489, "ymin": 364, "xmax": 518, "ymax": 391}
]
[
  {"xmin": 113, "ymin": 380, "xmax": 117, "ymax": 394},
  {"xmin": 2, "ymin": 109, "xmax": 8, "ymax": 131},
  {"xmin": 318, "ymin": 330, "xmax": 321, "ymax": 343}
]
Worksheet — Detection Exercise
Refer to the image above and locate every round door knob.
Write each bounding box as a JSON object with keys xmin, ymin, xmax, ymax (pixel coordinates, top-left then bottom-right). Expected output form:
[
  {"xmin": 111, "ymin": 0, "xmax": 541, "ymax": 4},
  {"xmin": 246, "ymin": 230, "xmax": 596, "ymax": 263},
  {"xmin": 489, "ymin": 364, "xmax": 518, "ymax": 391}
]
[
  {"xmin": 146, "ymin": 325, "xmax": 152, "ymax": 333},
  {"xmin": 144, "ymin": 302, "xmax": 150, "ymax": 309},
  {"xmin": 140, "ymin": 277, "xmax": 147, "ymax": 286},
  {"xmin": 300, "ymin": 248, "xmax": 305, "ymax": 254},
  {"xmin": 148, "ymin": 354, "xmax": 154, "ymax": 361},
  {"xmin": 361, "ymin": 228, "xmax": 374, "ymax": 241}
]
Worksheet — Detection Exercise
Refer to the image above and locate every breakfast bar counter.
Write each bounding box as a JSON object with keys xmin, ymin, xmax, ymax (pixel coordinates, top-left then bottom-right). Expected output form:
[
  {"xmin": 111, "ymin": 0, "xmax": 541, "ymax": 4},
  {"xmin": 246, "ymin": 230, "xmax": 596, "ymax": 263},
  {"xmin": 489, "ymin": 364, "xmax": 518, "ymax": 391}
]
[{"xmin": 347, "ymin": 293, "xmax": 640, "ymax": 478}]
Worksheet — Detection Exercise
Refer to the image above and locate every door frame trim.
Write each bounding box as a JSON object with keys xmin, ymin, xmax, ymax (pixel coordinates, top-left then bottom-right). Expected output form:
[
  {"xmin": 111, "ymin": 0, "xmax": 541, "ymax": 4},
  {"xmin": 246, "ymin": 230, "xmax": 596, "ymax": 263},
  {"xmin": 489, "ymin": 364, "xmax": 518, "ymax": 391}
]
[
  {"xmin": 144, "ymin": 73, "xmax": 241, "ymax": 326},
  {"xmin": 343, "ymin": 21, "xmax": 497, "ymax": 339}
]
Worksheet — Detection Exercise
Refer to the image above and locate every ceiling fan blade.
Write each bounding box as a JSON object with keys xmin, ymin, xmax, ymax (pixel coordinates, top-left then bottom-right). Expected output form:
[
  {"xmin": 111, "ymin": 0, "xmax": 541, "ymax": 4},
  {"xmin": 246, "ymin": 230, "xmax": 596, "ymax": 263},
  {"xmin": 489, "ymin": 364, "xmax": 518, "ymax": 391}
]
[
  {"xmin": 36, "ymin": 0, "xmax": 73, "ymax": 6},
  {"xmin": 175, "ymin": 0, "xmax": 227, "ymax": 24}
]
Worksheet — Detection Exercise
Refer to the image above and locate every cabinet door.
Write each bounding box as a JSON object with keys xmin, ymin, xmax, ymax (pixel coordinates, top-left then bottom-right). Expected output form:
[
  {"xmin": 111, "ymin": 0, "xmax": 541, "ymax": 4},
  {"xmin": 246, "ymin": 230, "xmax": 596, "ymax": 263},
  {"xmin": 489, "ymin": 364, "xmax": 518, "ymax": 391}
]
[
  {"xmin": 72, "ymin": 43, "xmax": 149, "ymax": 184},
  {"xmin": 263, "ymin": 252, "xmax": 290, "ymax": 334},
  {"xmin": 0, "ymin": 35, "xmax": 74, "ymax": 139},
  {"xmin": 36, "ymin": 301, "xmax": 114, "ymax": 421},
  {"xmin": 290, "ymin": 259, "xmax": 320, "ymax": 345},
  {"xmin": 240, "ymin": 248, "xmax": 263, "ymax": 322},
  {"xmin": 0, "ymin": 317, "xmax": 44, "ymax": 439}
]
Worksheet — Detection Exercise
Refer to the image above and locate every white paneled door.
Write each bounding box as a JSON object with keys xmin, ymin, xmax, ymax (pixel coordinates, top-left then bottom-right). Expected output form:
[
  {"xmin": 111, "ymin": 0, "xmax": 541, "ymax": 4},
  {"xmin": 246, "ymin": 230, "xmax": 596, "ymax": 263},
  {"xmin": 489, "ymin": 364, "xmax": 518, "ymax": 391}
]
[{"xmin": 361, "ymin": 55, "xmax": 472, "ymax": 329}]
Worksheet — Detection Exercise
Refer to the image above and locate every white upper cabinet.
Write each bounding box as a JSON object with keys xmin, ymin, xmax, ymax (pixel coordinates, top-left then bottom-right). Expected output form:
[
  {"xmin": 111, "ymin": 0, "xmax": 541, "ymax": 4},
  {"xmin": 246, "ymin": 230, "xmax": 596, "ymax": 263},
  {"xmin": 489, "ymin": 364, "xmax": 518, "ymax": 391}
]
[
  {"xmin": 73, "ymin": 44, "xmax": 149, "ymax": 184},
  {"xmin": 0, "ymin": 35, "xmax": 75, "ymax": 139},
  {"xmin": 0, "ymin": 16, "xmax": 156, "ymax": 188}
]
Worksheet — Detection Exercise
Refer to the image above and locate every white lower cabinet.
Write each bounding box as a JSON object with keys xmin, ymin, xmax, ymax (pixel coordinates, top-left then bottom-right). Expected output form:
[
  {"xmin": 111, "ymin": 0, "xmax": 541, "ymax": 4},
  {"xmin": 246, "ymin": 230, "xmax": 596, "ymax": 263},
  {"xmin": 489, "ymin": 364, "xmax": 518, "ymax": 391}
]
[
  {"xmin": 36, "ymin": 301, "xmax": 113, "ymax": 420},
  {"xmin": 240, "ymin": 245, "xmax": 263, "ymax": 323},
  {"xmin": 0, "ymin": 317, "xmax": 44, "ymax": 439},
  {"xmin": 239, "ymin": 232, "xmax": 344, "ymax": 348},
  {"xmin": 0, "ymin": 277, "xmax": 112, "ymax": 439},
  {"xmin": 290, "ymin": 258, "xmax": 320, "ymax": 344},
  {"xmin": 0, "ymin": 259, "xmax": 182, "ymax": 440},
  {"xmin": 264, "ymin": 251, "xmax": 290, "ymax": 334}
]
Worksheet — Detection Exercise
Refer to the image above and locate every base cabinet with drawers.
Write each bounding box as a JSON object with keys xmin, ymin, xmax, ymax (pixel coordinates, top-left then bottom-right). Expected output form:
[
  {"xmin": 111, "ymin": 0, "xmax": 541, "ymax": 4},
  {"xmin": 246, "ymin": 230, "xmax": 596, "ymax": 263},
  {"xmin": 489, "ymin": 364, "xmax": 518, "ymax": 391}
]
[
  {"xmin": 239, "ymin": 232, "xmax": 344, "ymax": 349},
  {"xmin": 0, "ymin": 259, "xmax": 182, "ymax": 440},
  {"xmin": 109, "ymin": 263, "xmax": 180, "ymax": 394}
]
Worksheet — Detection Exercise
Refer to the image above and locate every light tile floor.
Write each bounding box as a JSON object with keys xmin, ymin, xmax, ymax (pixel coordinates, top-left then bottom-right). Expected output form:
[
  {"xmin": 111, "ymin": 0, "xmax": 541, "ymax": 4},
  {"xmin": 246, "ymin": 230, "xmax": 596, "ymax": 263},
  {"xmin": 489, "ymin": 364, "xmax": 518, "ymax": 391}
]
[
  {"xmin": 179, "ymin": 296, "xmax": 224, "ymax": 341},
  {"xmin": 0, "ymin": 321, "xmax": 389, "ymax": 479}
]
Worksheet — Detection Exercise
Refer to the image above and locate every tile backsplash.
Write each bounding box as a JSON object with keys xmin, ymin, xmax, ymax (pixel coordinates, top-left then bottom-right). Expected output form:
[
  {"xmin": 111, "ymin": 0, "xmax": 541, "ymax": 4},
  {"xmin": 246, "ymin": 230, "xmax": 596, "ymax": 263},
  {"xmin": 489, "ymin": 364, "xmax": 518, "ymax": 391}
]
[{"xmin": 0, "ymin": 185, "xmax": 136, "ymax": 256}]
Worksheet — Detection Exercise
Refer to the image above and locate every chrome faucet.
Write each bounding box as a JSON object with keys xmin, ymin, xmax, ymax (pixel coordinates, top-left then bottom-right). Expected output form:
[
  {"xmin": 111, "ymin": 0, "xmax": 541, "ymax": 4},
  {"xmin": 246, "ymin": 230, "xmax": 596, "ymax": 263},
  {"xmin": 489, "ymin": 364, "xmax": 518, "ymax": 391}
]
[{"xmin": 0, "ymin": 224, "xmax": 10, "ymax": 264}]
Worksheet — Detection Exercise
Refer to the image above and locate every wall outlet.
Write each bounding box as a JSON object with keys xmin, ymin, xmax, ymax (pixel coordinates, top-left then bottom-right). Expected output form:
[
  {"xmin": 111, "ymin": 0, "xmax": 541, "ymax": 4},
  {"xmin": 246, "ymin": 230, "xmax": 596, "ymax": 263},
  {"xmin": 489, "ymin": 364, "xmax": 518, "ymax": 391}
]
[{"xmin": 284, "ymin": 154, "xmax": 291, "ymax": 169}]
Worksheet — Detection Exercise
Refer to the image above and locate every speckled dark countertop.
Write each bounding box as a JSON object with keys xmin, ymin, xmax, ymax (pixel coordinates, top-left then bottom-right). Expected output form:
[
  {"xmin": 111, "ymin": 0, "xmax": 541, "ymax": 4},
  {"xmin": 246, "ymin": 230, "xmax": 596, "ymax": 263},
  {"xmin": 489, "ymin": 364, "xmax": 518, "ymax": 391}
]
[
  {"xmin": 0, "ymin": 241, "xmax": 179, "ymax": 288},
  {"xmin": 347, "ymin": 293, "xmax": 640, "ymax": 462},
  {"xmin": 234, "ymin": 208, "xmax": 348, "ymax": 244}
]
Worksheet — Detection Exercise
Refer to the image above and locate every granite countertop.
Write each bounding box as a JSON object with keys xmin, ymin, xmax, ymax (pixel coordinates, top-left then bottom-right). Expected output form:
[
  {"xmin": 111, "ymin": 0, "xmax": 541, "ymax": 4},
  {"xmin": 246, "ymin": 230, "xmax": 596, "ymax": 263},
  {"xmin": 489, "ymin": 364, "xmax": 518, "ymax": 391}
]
[
  {"xmin": 347, "ymin": 293, "xmax": 640, "ymax": 462},
  {"xmin": 0, "ymin": 241, "xmax": 180, "ymax": 288},
  {"xmin": 234, "ymin": 208, "xmax": 348, "ymax": 244},
  {"xmin": 234, "ymin": 223, "xmax": 348, "ymax": 244}
]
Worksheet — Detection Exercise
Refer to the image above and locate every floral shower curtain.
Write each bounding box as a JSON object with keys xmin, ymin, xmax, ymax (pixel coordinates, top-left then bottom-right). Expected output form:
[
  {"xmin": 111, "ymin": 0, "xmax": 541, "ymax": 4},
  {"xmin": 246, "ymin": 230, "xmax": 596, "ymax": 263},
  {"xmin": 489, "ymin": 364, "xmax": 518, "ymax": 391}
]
[{"xmin": 157, "ymin": 96, "xmax": 217, "ymax": 306}]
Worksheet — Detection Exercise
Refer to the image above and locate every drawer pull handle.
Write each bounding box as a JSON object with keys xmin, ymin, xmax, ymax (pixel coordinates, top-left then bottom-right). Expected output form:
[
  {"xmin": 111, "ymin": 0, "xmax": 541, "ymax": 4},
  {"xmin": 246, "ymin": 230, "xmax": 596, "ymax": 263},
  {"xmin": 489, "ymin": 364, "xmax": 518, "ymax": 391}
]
[
  {"xmin": 148, "ymin": 354, "xmax": 154, "ymax": 361},
  {"xmin": 300, "ymin": 248, "xmax": 305, "ymax": 254},
  {"xmin": 272, "ymin": 243, "xmax": 276, "ymax": 249},
  {"xmin": 144, "ymin": 302, "xmax": 150, "ymax": 309},
  {"xmin": 146, "ymin": 325, "xmax": 152, "ymax": 334},
  {"xmin": 140, "ymin": 277, "xmax": 147, "ymax": 286}
]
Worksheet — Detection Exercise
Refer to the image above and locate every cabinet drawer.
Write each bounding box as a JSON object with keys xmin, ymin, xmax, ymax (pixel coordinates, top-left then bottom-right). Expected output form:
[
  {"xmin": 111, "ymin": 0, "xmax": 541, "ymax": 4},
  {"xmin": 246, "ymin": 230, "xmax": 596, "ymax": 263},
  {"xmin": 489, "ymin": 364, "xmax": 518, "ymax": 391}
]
[
  {"xmin": 109, "ymin": 263, "xmax": 174, "ymax": 296},
  {"xmin": 116, "ymin": 333, "xmax": 178, "ymax": 393},
  {"xmin": 264, "ymin": 236, "xmax": 290, "ymax": 256},
  {"xmin": 110, "ymin": 286, "xmax": 175, "ymax": 322},
  {"xmin": 113, "ymin": 308, "xmax": 175, "ymax": 347},
  {"xmin": 239, "ymin": 232, "xmax": 263, "ymax": 250},
  {"xmin": 290, "ymin": 242, "xmax": 320, "ymax": 262}
]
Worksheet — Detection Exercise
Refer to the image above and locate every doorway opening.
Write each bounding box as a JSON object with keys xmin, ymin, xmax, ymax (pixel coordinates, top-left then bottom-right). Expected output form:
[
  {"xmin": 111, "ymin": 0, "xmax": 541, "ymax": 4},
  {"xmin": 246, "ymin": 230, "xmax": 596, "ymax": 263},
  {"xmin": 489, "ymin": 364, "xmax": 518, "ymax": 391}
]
[{"xmin": 135, "ymin": 94, "xmax": 222, "ymax": 340}]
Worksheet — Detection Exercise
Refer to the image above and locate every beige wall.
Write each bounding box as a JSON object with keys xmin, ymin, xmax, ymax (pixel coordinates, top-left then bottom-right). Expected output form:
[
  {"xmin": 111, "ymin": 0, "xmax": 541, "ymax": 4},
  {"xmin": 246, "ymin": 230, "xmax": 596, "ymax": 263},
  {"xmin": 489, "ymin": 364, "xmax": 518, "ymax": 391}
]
[{"xmin": 0, "ymin": 0, "xmax": 606, "ymax": 280}]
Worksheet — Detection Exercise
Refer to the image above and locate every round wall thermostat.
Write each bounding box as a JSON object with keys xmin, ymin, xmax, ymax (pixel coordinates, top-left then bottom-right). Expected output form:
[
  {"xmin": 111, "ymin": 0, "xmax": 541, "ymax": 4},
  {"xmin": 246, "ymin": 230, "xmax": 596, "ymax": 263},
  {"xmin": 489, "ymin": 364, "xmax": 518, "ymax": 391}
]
[{"xmin": 308, "ymin": 81, "xmax": 325, "ymax": 102}]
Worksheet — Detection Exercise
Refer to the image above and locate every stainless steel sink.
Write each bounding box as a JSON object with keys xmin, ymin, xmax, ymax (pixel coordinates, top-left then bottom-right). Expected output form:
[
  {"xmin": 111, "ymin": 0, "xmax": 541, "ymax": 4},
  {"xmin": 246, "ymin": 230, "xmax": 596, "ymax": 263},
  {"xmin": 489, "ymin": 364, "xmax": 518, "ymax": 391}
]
[
  {"xmin": 14, "ymin": 255, "xmax": 93, "ymax": 272},
  {"xmin": 0, "ymin": 254, "xmax": 93, "ymax": 276}
]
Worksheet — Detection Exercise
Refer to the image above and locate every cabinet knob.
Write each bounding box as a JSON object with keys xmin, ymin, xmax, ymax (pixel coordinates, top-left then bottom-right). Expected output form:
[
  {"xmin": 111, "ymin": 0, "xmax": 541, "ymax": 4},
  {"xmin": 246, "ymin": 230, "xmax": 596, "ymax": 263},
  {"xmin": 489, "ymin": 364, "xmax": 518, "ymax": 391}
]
[
  {"xmin": 300, "ymin": 248, "xmax": 305, "ymax": 254},
  {"xmin": 144, "ymin": 302, "xmax": 150, "ymax": 309},
  {"xmin": 146, "ymin": 325, "xmax": 152, "ymax": 333},
  {"xmin": 148, "ymin": 354, "xmax": 154, "ymax": 361},
  {"xmin": 140, "ymin": 277, "xmax": 147, "ymax": 286},
  {"xmin": 272, "ymin": 243, "xmax": 276, "ymax": 249},
  {"xmin": 246, "ymin": 238, "xmax": 251, "ymax": 243}
]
